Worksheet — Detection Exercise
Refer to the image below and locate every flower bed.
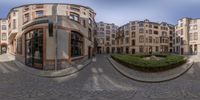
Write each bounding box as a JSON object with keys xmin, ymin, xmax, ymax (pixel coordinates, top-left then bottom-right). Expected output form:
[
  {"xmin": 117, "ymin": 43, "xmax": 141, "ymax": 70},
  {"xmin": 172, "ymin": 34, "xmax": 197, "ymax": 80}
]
[{"xmin": 111, "ymin": 54, "xmax": 187, "ymax": 72}]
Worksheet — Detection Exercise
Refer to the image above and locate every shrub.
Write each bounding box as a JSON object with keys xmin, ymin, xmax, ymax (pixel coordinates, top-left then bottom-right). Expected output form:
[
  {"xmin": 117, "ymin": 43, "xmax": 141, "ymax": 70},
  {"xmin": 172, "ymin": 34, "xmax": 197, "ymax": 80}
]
[{"xmin": 111, "ymin": 54, "xmax": 187, "ymax": 72}]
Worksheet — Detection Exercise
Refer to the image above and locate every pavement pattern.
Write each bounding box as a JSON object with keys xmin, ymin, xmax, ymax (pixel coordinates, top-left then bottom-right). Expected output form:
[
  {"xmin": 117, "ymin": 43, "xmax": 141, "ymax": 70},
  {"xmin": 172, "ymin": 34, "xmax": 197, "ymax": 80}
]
[{"xmin": 0, "ymin": 54, "xmax": 200, "ymax": 100}]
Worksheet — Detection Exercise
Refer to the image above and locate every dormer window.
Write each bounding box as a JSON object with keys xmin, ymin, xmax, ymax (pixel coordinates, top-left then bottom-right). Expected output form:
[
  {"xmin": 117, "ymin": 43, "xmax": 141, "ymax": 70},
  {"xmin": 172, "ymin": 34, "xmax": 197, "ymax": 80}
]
[
  {"xmin": 24, "ymin": 6, "xmax": 29, "ymax": 12},
  {"xmin": 70, "ymin": 7, "xmax": 80, "ymax": 12}
]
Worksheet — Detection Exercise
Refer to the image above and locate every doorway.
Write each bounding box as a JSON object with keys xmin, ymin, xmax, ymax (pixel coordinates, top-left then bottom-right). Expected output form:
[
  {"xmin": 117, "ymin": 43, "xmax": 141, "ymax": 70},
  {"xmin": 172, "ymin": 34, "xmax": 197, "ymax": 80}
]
[
  {"xmin": 106, "ymin": 47, "xmax": 110, "ymax": 54},
  {"xmin": 25, "ymin": 29, "xmax": 43, "ymax": 69},
  {"xmin": 88, "ymin": 46, "xmax": 91, "ymax": 58},
  {"xmin": 1, "ymin": 44, "xmax": 7, "ymax": 54},
  {"xmin": 181, "ymin": 48, "xmax": 184, "ymax": 55}
]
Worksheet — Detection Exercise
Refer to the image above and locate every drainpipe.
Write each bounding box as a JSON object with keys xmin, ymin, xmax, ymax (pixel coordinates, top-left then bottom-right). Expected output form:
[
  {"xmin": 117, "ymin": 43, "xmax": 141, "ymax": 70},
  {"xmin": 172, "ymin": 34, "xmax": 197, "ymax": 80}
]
[{"xmin": 52, "ymin": 4, "xmax": 58, "ymax": 71}]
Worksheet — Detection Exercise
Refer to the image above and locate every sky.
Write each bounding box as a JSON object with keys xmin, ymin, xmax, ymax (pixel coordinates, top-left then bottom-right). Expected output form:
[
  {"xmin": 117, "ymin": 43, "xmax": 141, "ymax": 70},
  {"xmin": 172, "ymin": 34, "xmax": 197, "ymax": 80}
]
[{"xmin": 0, "ymin": 0, "xmax": 200, "ymax": 26}]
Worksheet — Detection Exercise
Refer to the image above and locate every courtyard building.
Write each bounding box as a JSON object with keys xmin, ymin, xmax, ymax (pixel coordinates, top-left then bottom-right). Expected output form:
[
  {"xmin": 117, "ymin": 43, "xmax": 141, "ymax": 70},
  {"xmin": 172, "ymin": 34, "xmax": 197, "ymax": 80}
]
[
  {"xmin": 115, "ymin": 19, "xmax": 175, "ymax": 54},
  {"xmin": 96, "ymin": 22, "xmax": 118, "ymax": 54},
  {"xmin": 0, "ymin": 19, "xmax": 9, "ymax": 54},
  {"xmin": 175, "ymin": 18, "xmax": 200, "ymax": 55},
  {"xmin": 2, "ymin": 3, "xmax": 96, "ymax": 70}
]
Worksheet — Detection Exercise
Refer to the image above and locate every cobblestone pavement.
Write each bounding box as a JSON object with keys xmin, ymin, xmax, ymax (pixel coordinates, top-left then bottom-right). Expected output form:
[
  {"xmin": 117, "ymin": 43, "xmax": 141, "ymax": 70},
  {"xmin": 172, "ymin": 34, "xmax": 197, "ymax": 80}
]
[{"xmin": 0, "ymin": 54, "xmax": 200, "ymax": 100}]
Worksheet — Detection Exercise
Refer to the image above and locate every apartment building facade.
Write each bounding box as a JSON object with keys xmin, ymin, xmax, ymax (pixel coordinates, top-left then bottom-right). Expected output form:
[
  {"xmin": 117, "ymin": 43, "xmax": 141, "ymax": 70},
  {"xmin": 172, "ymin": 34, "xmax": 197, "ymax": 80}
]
[
  {"xmin": 3, "ymin": 3, "xmax": 96, "ymax": 70},
  {"xmin": 96, "ymin": 22, "xmax": 118, "ymax": 54},
  {"xmin": 175, "ymin": 18, "xmax": 200, "ymax": 55},
  {"xmin": 115, "ymin": 19, "xmax": 174, "ymax": 54},
  {"xmin": 0, "ymin": 19, "xmax": 9, "ymax": 54}
]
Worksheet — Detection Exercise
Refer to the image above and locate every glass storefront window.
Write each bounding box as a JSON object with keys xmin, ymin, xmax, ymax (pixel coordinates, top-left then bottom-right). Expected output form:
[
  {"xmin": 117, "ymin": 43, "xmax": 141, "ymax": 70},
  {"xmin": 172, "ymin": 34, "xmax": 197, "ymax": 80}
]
[
  {"xmin": 71, "ymin": 31, "xmax": 83, "ymax": 57},
  {"xmin": 25, "ymin": 28, "xmax": 43, "ymax": 69}
]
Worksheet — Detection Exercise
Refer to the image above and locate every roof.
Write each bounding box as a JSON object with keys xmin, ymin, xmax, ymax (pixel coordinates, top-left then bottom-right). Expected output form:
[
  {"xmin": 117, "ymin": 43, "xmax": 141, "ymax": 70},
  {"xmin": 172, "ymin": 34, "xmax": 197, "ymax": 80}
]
[{"xmin": 5, "ymin": 3, "xmax": 96, "ymax": 18}]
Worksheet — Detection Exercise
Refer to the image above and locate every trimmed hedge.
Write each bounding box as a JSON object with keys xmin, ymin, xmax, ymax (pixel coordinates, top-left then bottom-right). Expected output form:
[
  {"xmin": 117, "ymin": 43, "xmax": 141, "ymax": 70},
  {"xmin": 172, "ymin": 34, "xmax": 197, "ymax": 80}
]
[{"xmin": 111, "ymin": 54, "xmax": 187, "ymax": 72}]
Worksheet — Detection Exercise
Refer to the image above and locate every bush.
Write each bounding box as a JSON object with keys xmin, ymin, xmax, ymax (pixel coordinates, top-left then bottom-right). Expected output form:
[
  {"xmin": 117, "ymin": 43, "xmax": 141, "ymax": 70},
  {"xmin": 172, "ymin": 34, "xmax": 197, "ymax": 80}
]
[{"xmin": 111, "ymin": 54, "xmax": 187, "ymax": 72}]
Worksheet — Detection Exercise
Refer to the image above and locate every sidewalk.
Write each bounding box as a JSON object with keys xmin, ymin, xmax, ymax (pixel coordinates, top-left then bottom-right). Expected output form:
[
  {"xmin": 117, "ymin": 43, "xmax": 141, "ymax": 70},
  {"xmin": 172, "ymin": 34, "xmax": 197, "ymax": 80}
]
[
  {"xmin": 6, "ymin": 54, "xmax": 92, "ymax": 78},
  {"xmin": 108, "ymin": 57, "xmax": 194, "ymax": 83}
]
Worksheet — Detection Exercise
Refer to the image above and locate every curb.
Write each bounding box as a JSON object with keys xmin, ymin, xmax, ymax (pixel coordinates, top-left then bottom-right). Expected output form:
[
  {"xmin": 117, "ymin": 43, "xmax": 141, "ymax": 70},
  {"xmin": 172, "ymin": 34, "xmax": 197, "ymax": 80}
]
[
  {"xmin": 14, "ymin": 59, "xmax": 92, "ymax": 78},
  {"xmin": 108, "ymin": 57, "xmax": 194, "ymax": 83}
]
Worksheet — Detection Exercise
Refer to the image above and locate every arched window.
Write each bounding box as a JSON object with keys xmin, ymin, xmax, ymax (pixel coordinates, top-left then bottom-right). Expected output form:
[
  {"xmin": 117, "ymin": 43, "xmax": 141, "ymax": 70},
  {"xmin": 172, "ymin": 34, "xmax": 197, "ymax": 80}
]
[{"xmin": 71, "ymin": 31, "xmax": 83, "ymax": 57}]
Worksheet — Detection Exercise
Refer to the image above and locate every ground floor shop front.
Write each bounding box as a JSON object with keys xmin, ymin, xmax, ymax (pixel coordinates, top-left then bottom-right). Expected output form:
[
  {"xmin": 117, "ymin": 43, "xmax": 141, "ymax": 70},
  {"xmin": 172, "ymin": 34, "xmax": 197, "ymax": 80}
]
[{"xmin": 13, "ymin": 25, "xmax": 94, "ymax": 70}]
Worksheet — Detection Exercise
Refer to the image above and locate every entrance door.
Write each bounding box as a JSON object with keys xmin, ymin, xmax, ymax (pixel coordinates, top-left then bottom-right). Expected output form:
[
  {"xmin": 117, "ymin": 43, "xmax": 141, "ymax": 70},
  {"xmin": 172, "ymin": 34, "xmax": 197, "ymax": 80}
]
[
  {"xmin": 88, "ymin": 46, "xmax": 91, "ymax": 58},
  {"xmin": 97, "ymin": 47, "xmax": 101, "ymax": 54},
  {"xmin": 181, "ymin": 48, "xmax": 184, "ymax": 55},
  {"xmin": 132, "ymin": 49, "xmax": 135, "ymax": 54},
  {"xmin": 1, "ymin": 45, "xmax": 7, "ymax": 54},
  {"xmin": 112, "ymin": 47, "xmax": 115, "ymax": 53},
  {"xmin": 25, "ymin": 29, "xmax": 43, "ymax": 69},
  {"xmin": 106, "ymin": 47, "xmax": 110, "ymax": 54}
]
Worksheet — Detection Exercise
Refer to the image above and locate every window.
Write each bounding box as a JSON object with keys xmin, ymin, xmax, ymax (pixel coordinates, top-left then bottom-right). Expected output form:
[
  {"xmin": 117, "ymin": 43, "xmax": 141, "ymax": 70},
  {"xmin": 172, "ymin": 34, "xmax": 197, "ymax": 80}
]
[
  {"xmin": 132, "ymin": 40, "xmax": 135, "ymax": 46},
  {"xmin": 106, "ymin": 30, "xmax": 110, "ymax": 34},
  {"xmin": 25, "ymin": 29, "xmax": 43, "ymax": 68},
  {"xmin": 131, "ymin": 26, "xmax": 135, "ymax": 30},
  {"xmin": 69, "ymin": 12, "xmax": 79, "ymax": 22},
  {"xmin": 125, "ymin": 31, "xmax": 129, "ymax": 35},
  {"xmin": 125, "ymin": 37, "xmax": 129, "ymax": 43},
  {"xmin": 106, "ymin": 36, "xmax": 110, "ymax": 41},
  {"xmin": 189, "ymin": 33, "xmax": 193, "ymax": 41},
  {"xmin": 139, "ymin": 28, "xmax": 144, "ymax": 33},
  {"xmin": 71, "ymin": 31, "xmax": 83, "ymax": 57},
  {"xmin": 1, "ymin": 33, "xmax": 7, "ymax": 40},
  {"xmin": 139, "ymin": 46, "xmax": 144, "ymax": 53},
  {"xmin": 149, "ymin": 36, "xmax": 152, "ymax": 43},
  {"xmin": 112, "ymin": 34, "xmax": 115, "ymax": 38},
  {"xmin": 82, "ymin": 20, "xmax": 86, "ymax": 27},
  {"xmin": 112, "ymin": 29, "xmax": 115, "ymax": 33},
  {"xmin": 181, "ymin": 29, "xmax": 183, "ymax": 35},
  {"xmin": 88, "ymin": 28, "xmax": 92, "ymax": 41},
  {"xmin": 13, "ymin": 19, "xmax": 16, "ymax": 29},
  {"xmin": 131, "ymin": 22, "xmax": 135, "ymax": 25},
  {"xmin": 139, "ymin": 23, "xmax": 143, "ymax": 27},
  {"xmin": 194, "ymin": 32, "xmax": 198, "ymax": 40},
  {"xmin": 23, "ymin": 13, "xmax": 30, "ymax": 23},
  {"xmin": 132, "ymin": 32, "xmax": 135, "ymax": 37},
  {"xmin": 149, "ymin": 24, "xmax": 152, "ymax": 28},
  {"xmin": 106, "ymin": 26, "xmax": 110, "ymax": 29},
  {"xmin": 156, "ymin": 46, "xmax": 159, "ymax": 52},
  {"xmin": 154, "ymin": 25, "xmax": 158, "ymax": 29},
  {"xmin": 1, "ymin": 25, "xmax": 6, "ymax": 30},
  {"xmin": 100, "ymin": 28, "xmax": 104, "ymax": 31},
  {"xmin": 88, "ymin": 18, "xmax": 92, "ymax": 25},
  {"xmin": 112, "ymin": 40, "xmax": 115, "ymax": 45},
  {"xmin": 139, "ymin": 35, "xmax": 144, "ymax": 43},
  {"xmin": 193, "ymin": 25, "xmax": 198, "ymax": 30},
  {"xmin": 149, "ymin": 29, "xmax": 152, "ymax": 34},
  {"xmin": 23, "ymin": 6, "xmax": 29, "ymax": 12},
  {"xmin": 17, "ymin": 37, "xmax": 22, "ymax": 54},
  {"xmin": 36, "ymin": 10, "xmax": 44, "ymax": 17},
  {"xmin": 180, "ymin": 23, "xmax": 183, "ymax": 27},
  {"xmin": 156, "ymin": 37, "xmax": 159, "ymax": 43},
  {"xmin": 13, "ymin": 11, "xmax": 16, "ymax": 16},
  {"xmin": 154, "ymin": 31, "xmax": 158, "ymax": 35},
  {"xmin": 170, "ymin": 36, "xmax": 172, "ymax": 41}
]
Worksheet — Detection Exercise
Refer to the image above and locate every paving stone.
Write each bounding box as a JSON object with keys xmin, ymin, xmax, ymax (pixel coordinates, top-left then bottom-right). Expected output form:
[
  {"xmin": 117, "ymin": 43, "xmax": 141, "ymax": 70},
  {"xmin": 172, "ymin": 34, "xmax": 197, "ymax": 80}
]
[{"xmin": 0, "ymin": 54, "xmax": 200, "ymax": 100}]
